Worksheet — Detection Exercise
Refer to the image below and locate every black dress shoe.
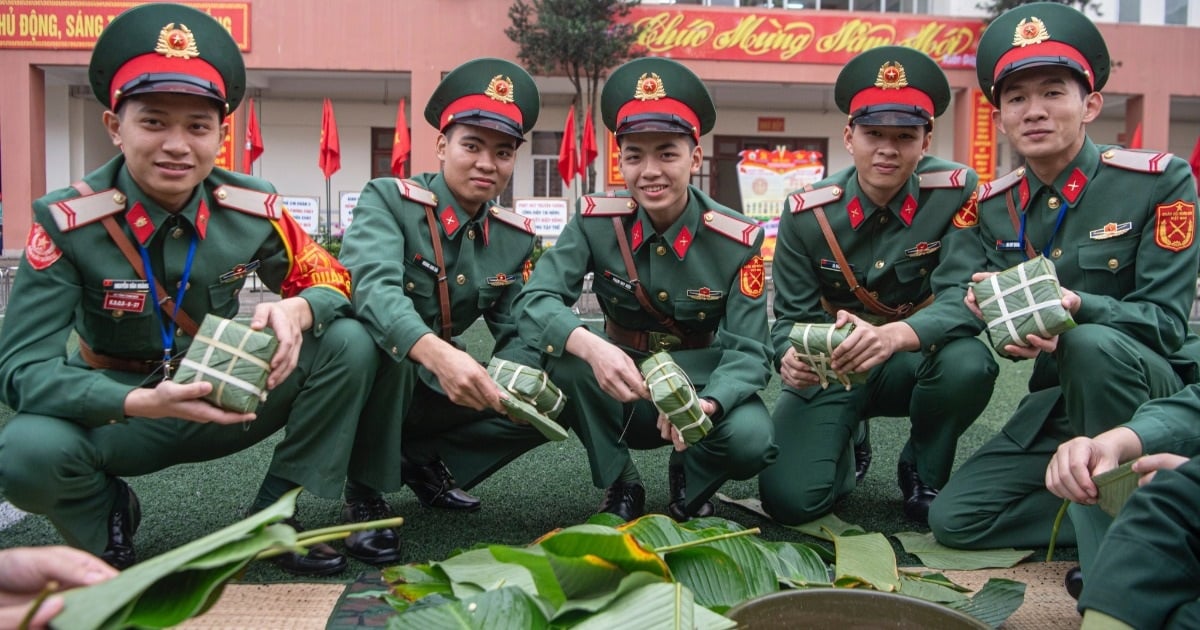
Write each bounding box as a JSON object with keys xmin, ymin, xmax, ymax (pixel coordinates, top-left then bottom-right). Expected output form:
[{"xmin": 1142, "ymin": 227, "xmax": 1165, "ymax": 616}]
[
  {"xmin": 897, "ymin": 461, "xmax": 939, "ymax": 524},
  {"xmin": 341, "ymin": 496, "xmax": 402, "ymax": 565},
  {"xmin": 99, "ymin": 478, "xmax": 141, "ymax": 570},
  {"xmin": 270, "ymin": 517, "xmax": 348, "ymax": 577},
  {"xmin": 598, "ymin": 481, "xmax": 646, "ymax": 522},
  {"xmin": 402, "ymin": 458, "xmax": 481, "ymax": 511},
  {"xmin": 854, "ymin": 422, "xmax": 873, "ymax": 485},
  {"xmin": 1065, "ymin": 565, "xmax": 1083, "ymax": 601},
  {"xmin": 667, "ymin": 464, "xmax": 715, "ymax": 522}
]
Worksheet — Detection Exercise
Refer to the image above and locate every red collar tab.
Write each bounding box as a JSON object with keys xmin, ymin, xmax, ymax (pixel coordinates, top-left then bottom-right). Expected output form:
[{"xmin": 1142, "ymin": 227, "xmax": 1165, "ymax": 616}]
[
  {"xmin": 125, "ymin": 203, "xmax": 155, "ymax": 245},
  {"xmin": 847, "ymin": 197, "xmax": 866, "ymax": 229},
  {"xmin": 195, "ymin": 200, "xmax": 210, "ymax": 239},
  {"xmin": 631, "ymin": 220, "xmax": 644, "ymax": 251},
  {"xmin": 1018, "ymin": 177, "xmax": 1031, "ymax": 211},
  {"xmin": 1062, "ymin": 168, "xmax": 1088, "ymax": 205},
  {"xmin": 439, "ymin": 207, "xmax": 461, "ymax": 236},
  {"xmin": 673, "ymin": 226, "xmax": 693, "ymax": 258},
  {"xmin": 898, "ymin": 194, "xmax": 918, "ymax": 226}
]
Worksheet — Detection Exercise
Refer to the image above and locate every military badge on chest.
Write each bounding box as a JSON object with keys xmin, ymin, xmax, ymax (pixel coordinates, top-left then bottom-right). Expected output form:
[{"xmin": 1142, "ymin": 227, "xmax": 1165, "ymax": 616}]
[
  {"xmin": 686, "ymin": 287, "xmax": 723, "ymax": 301},
  {"xmin": 219, "ymin": 260, "xmax": 261, "ymax": 284},
  {"xmin": 905, "ymin": 241, "xmax": 941, "ymax": 257},
  {"xmin": 101, "ymin": 279, "xmax": 150, "ymax": 314}
]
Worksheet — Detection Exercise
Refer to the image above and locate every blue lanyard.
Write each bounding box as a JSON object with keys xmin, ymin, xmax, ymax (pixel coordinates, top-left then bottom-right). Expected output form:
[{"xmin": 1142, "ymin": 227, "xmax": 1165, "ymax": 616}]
[
  {"xmin": 1018, "ymin": 197, "xmax": 1069, "ymax": 260},
  {"xmin": 138, "ymin": 231, "xmax": 198, "ymax": 379}
]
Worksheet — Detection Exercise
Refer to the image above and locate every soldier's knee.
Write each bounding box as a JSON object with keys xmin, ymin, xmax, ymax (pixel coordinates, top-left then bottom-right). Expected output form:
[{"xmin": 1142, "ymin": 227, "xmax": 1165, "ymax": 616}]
[
  {"xmin": 760, "ymin": 478, "xmax": 838, "ymax": 526},
  {"xmin": 0, "ymin": 416, "xmax": 87, "ymax": 512},
  {"xmin": 1056, "ymin": 324, "xmax": 1129, "ymax": 368},
  {"xmin": 927, "ymin": 496, "xmax": 987, "ymax": 548},
  {"xmin": 927, "ymin": 338, "xmax": 999, "ymax": 387},
  {"xmin": 721, "ymin": 416, "xmax": 776, "ymax": 479}
]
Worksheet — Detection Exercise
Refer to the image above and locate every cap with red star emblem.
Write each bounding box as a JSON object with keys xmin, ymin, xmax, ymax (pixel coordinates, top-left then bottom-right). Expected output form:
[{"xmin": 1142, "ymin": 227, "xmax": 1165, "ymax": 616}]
[
  {"xmin": 834, "ymin": 46, "xmax": 950, "ymax": 128},
  {"xmin": 424, "ymin": 58, "xmax": 540, "ymax": 141},
  {"xmin": 976, "ymin": 2, "xmax": 1109, "ymax": 106},
  {"xmin": 601, "ymin": 57, "xmax": 716, "ymax": 142},
  {"xmin": 88, "ymin": 3, "xmax": 245, "ymax": 116}
]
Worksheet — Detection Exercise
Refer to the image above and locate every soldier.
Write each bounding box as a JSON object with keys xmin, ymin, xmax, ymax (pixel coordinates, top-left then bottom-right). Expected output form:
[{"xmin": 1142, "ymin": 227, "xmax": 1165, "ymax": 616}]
[
  {"xmin": 0, "ymin": 3, "xmax": 394, "ymax": 576},
  {"xmin": 514, "ymin": 57, "xmax": 777, "ymax": 521},
  {"xmin": 759, "ymin": 46, "xmax": 997, "ymax": 526},
  {"xmin": 339, "ymin": 58, "xmax": 550, "ymax": 516},
  {"xmin": 927, "ymin": 2, "xmax": 1200, "ymax": 595}
]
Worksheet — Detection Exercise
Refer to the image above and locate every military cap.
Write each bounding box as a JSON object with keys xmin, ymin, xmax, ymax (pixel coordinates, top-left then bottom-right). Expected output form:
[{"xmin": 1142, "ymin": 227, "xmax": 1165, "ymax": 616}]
[
  {"xmin": 834, "ymin": 46, "xmax": 950, "ymax": 127},
  {"xmin": 601, "ymin": 57, "xmax": 716, "ymax": 141},
  {"xmin": 977, "ymin": 2, "xmax": 1109, "ymax": 105},
  {"xmin": 89, "ymin": 2, "xmax": 245, "ymax": 116},
  {"xmin": 424, "ymin": 58, "xmax": 540, "ymax": 141}
]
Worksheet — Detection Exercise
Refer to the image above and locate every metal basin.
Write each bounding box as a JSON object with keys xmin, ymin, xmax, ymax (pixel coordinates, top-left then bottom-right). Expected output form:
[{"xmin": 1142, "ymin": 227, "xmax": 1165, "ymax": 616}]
[{"xmin": 725, "ymin": 589, "xmax": 990, "ymax": 629}]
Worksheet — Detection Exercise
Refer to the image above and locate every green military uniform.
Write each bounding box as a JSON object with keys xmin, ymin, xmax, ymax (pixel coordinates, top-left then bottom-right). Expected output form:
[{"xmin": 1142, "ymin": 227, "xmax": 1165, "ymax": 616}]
[
  {"xmin": 339, "ymin": 59, "xmax": 547, "ymax": 496},
  {"xmin": 0, "ymin": 3, "xmax": 378, "ymax": 564},
  {"xmin": 928, "ymin": 3, "xmax": 1200, "ymax": 568},
  {"xmin": 514, "ymin": 58, "xmax": 777, "ymax": 516}
]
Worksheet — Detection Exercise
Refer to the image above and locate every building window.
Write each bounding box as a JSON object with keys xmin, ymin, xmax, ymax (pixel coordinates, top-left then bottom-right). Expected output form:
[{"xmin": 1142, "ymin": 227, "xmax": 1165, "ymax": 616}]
[
  {"xmin": 370, "ymin": 127, "xmax": 407, "ymax": 179},
  {"xmin": 1118, "ymin": 0, "xmax": 1140, "ymax": 23},
  {"xmin": 531, "ymin": 131, "xmax": 564, "ymax": 198},
  {"xmin": 1165, "ymin": 0, "xmax": 1187, "ymax": 25}
]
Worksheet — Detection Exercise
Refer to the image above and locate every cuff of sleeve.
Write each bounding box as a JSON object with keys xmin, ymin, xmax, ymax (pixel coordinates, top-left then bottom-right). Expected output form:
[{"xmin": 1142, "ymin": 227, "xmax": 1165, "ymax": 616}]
[
  {"xmin": 1072, "ymin": 291, "xmax": 1111, "ymax": 326},
  {"xmin": 906, "ymin": 316, "xmax": 942, "ymax": 354},
  {"xmin": 697, "ymin": 383, "xmax": 740, "ymax": 420},
  {"xmin": 540, "ymin": 310, "xmax": 584, "ymax": 357},
  {"xmin": 384, "ymin": 314, "xmax": 435, "ymax": 363},
  {"xmin": 82, "ymin": 378, "xmax": 137, "ymax": 427},
  {"xmin": 1125, "ymin": 412, "xmax": 1194, "ymax": 456},
  {"xmin": 300, "ymin": 286, "xmax": 349, "ymax": 338}
]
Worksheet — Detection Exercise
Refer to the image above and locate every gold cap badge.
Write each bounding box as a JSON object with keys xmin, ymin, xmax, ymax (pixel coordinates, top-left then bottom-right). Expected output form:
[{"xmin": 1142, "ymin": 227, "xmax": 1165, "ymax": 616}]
[
  {"xmin": 634, "ymin": 72, "xmax": 666, "ymax": 101},
  {"xmin": 485, "ymin": 75, "xmax": 515, "ymax": 104},
  {"xmin": 874, "ymin": 62, "xmax": 908, "ymax": 89},
  {"xmin": 1012, "ymin": 16, "xmax": 1050, "ymax": 47},
  {"xmin": 155, "ymin": 23, "xmax": 199, "ymax": 59}
]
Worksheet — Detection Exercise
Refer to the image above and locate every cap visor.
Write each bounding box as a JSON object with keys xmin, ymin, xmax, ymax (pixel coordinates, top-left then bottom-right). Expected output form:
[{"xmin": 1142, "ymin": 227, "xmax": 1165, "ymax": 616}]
[
  {"xmin": 852, "ymin": 111, "xmax": 929, "ymax": 126},
  {"xmin": 451, "ymin": 117, "xmax": 525, "ymax": 141},
  {"xmin": 616, "ymin": 119, "xmax": 694, "ymax": 137},
  {"xmin": 121, "ymin": 80, "xmax": 225, "ymax": 105}
]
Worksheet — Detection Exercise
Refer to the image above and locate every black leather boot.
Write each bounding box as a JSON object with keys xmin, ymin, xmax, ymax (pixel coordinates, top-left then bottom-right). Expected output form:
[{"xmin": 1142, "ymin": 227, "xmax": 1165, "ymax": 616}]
[
  {"xmin": 341, "ymin": 495, "xmax": 402, "ymax": 565},
  {"xmin": 667, "ymin": 464, "xmax": 715, "ymax": 522},
  {"xmin": 897, "ymin": 461, "xmax": 939, "ymax": 524},
  {"xmin": 269, "ymin": 517, "xmax": 348, "ymax": 577},
  {"xmin": 99, "ymin": 478, "xmax": 141, "ymax": 570},
  {"xmin": 597, "ymin": 481, "xmax": 645, "ymax": 522},
  {"xmin": 401, "ymin": 457, "xmax": 481, "ymax": 511},
  {"xmin": 854, "ymin": 421, "xmax": 873, "ymax": 485}
]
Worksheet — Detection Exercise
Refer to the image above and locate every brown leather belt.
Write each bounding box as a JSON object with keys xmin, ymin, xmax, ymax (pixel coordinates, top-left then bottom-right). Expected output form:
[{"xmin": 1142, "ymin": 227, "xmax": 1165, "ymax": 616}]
[
  {"xmin": 79, "ymin": 338, "xmax": 182, "ymax": 374},
  {"xmin": 605, "ymin": 320, "xmax": 714, "ymax": 353}
]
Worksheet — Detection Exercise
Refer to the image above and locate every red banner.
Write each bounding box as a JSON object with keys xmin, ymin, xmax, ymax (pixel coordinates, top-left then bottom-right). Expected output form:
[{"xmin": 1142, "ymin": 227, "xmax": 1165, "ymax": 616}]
[
  {"xmin": 623, "ymin": 7, "xmax": 982, "ymax": 68},
  {"xmin": 968, "ymin": 88, "xmax": 996, "ymax": 183},
  {"xmin": 0, "ymin": 1, "xmax": 250, "ymax": 50},
  {"xmin": 606, "ymin": 131, "xmax": 625, "ymax": 189},
  {"xmin": 215, "ymin": 110, "xmax": 236, "ymax": 171}
]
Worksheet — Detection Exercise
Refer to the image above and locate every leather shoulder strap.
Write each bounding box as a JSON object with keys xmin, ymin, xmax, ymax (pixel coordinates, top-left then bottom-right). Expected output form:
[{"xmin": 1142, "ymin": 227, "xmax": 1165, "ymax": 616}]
[
  {"xmin": 422, "ymin": 205, "xmax": 454, "ymax": 341},
  {"xmin": 811, "ymin": 204, "xmax": 917, "ymax": 321},
  {"xmin": 612, "ymin": 216, "xmax": 686, "ymax": 338}
]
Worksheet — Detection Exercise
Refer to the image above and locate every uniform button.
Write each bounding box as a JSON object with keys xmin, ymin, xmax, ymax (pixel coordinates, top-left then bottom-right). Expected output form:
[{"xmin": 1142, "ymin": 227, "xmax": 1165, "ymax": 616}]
[
  {"xmin": 704, "ymin": 212, "xmax": 714, "ymax": 222},
  {"xmin": 874, "ymin": 260, "xmax": 885, "ymax": 269},
  {"xmin": 109, "ymin": 419, "xmax": 119, "ymax": 425},
  {"xmin": 1107, "ymin": 258, "xmax": 1119, "ymax": 269},
  {"xmin": 113, "ymin": 192, "xmax": 127, "ymax": 204},
  {"xmin": 391, "ymin": 346, "xmax": 399, "ymax": 355},
  {"xmin": 406, "ymin": 281, "xmax": 415, "ymax": 291},
  {"xmin": 317, "ymin": 322, "xmax": 324, "ymax": 332},
  {"xmin": 929, "ymin": 344, "xmax": 938, "ymax": 353},
  {"xmin": 177, "ymin": 328, "xmax": 186, "ymax": 337},
  {"xmin": 467, "ymin": 229, "xmax": 476, "ymax": 240},
  {"xmin": 176, "ymin": 281, "xmax": 190, "ymax": 289},
  {"xmin": 919, "ymin": 268, "xmax": 928, "ymax": 276},
  {"xmin": 546, "ymin": 345, "xmax": 555, "ymax": 353},
  {"xmin": 833, "ymin": 281, "xmax": 841, "ymax": 288},
  {"xmin": 456, "ymin": 274, "xmax": 467, "ymax": 285},
  {"xmin": 657, "ymin": 291, "xmax": 668, "ymax": 302},
  {"xmin": 879, "ymin": 215, "xmax": 888, "ymax": 224},
  {"xmin": 626, "ymin": 200, "xmax": 637, "ymax": 209},
  {"xmin": 112, "ymin": 310, "xmax": 124, "ymax": 318},
  {"xmin": 171, "ymin": 227, "xmax": 185, "ymax": 239},
  {"xmin": 698, "ymin": 312, "xmax": 706, "ymax": 320},
  {"xmin": 1017, "ymin": 167, "xmax": 1026, "ymax": 177},
  {"xmin": 1047, "ymin": 197, "xmax": 1061, "ymax": 210},
  {"xmin": 610, "ymin": 296, "xmax": 619, "ymax": 304},
  {"xmin": 1051, "ymin": 248, "xmax": 1063, "ymax": 259},
  {"xmin": 1102, "ymin": 150, "xmax": 1115, "ymax": 160},
  {"xmin": 656, "ymin": 246, "xmax": 667, "ymax": 256},
  {"xmin": 216, "ymin": 189, "xmax": 228, "ymax": 200},
  {"xmin": 831, "ymin": 186, "xmax": 842, "ymax": 197}
]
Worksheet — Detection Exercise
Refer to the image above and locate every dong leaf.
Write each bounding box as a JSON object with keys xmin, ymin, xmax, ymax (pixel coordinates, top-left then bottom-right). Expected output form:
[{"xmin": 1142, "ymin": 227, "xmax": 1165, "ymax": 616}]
[
  {"xmin": 569, "ymin": 582, "xmax": 735, "ymax": 630},
  {"xmin": 537, "ymin": 524, "xmax": 669, "ymax": 578},
  {"xmin": 664, "ymin": 546, "xmax": 748, "ymax": 612},
  {"xmin": 946, "ymin": 578, "xmax": 1027, "ymax": 628},
  {"xmin": 551, "ymin": 571, "xmax": 666, "ymax": 620},
  {"xmin": 756, "ymin": 541, "xmax": 832, "ymax": 586},
  {"xmin": 1094, "ymin": 460, "xmax": 1139, "ymax": 517},
  {"xmin": 433, "ymin": 548, "xmax": 538, "ymax": 597},
  {"xmin": 387, "ymin": 585, "xmax": 548, "ymax": 630},
  {"xmin": 832, "ymin": 531, "xmax": 901, "ymax": 592},
  {"xmin": 892, "ymin": 531, "xmax": 1032, "ymax": 570}
]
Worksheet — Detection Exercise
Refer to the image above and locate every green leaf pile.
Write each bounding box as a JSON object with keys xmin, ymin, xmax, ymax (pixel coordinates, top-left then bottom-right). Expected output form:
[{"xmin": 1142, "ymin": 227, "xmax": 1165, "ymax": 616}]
[{"xmin": 382, "ymin": 515, "xmax": 1025, "ymax": 628}]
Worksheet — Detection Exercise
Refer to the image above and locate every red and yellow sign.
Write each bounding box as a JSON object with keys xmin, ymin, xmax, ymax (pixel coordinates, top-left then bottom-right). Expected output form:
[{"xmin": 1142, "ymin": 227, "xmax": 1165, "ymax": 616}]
[
  {"xmin": 215, "ymin": 111, "xmax": 236, "ymax": 171},
  {"xmin": 969, "ymin": 89, "xmax": 996, "ymax": 183},
  {"xmin": 606, "ymin": 131, "xmax": 626, "ymax": 189},
  {"xmin": 0, "ymin": 2, "xmax": 250, "ymax": 50},
  {"xmin": 623, "ymin": 7, "xmax": 982, "ymax": 68}
]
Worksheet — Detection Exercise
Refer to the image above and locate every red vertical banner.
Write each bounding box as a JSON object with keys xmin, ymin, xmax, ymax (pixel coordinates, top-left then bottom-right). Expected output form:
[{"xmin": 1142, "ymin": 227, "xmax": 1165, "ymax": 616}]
[
  {"xmin": 578, "ymin": 109, "xmax": 598, "ymax": 176},
  {"xmin": 606, "ymin": 131, "xmax": 625, "ymax": 189},
  {"xmin": 244, "ymin": 98, "xmax": 264, "ymax": 174},
  {"xmin": 215, "ymin": 111, "xmax": 236, "ymax": 171},
  {"xmin": 390, "ymin": 98, "xmax": 411, "ymax": 177},
  {"xmin": 558, "ymin": 107, "xmax": 578, "ymax": 185},
  {"xmin": 969, "ymin": 89, "xmax": 995, "ymax": 183},
  {"xmin": 319, "ymin": 98, "xmax": 341, "ymax": 178}
]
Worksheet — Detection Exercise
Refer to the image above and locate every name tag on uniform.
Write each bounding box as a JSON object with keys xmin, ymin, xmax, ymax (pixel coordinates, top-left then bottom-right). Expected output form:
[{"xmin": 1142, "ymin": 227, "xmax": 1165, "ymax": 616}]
[
  {"xmin": 218, "ymin": 260, "xmax": 261, "ymax": 284},
  {"xmin": 995, "ymin": 240, "xmax": 1024, "ymax": 251},
  {"xmin": 103, "ymin": 279, "xmax": 150, "ymax": 291},
  {"xmin": 103, "ymin": 291, "xmax": 147, "ymax": 313},
  {"xmin": 602, "ymin": 270, "xmax": 635, "ymax": 293},
  {"xmin": 413, "ymin": 254, "xmax": 440, "ymax": 276},
  {"xmin": 820, "ymin": 259, "xmax": 854, "ymax": 272}
]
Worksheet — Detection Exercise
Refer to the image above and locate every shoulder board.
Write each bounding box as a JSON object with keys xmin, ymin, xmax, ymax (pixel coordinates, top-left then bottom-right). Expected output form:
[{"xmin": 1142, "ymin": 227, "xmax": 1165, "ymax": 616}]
[
  {"xmin": 213, "ymin": 185, "xmax": 284, "ymax": 219},
  {"xmin": 919, "ymin": 169, "xmax": 968, "ymax": 189},
  {"xmin": 395, "ymin": 178, "xmax": 438, "ymax": 207},
  {"xmin": 703, "ymin": 211, "xmax": 761, "ymax": 246},
  {"xmin": 1101, "ymin": 147, "xmax": 1172, "ymax": 174},
  {"xmin": 581, "ymin": 195, "xmax": 637, "ymax": 217},
  {"xmin": 977, "ymin": 167, "xmax": 1025, "ymax": 202},
  {"xmin": 488, "ymin": 205, "xmax": 535, "ymax": 235},
  {"xmin": 788, "ymin": 185, "xmax": 842, "ymax": 214},
  {"xmin": 48, "ymin": 188, "xmax": 124, "ymax": 232}
]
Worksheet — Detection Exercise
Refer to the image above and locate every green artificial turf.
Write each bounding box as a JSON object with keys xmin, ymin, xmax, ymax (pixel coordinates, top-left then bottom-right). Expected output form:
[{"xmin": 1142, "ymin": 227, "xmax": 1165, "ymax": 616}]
[{"xmin": 0, "ymin": 319, "xmax": 1071, "ymax": 584}]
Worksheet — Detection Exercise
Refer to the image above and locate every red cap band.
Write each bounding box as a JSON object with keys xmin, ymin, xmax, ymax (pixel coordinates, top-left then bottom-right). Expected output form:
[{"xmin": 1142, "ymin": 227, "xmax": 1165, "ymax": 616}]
[
  {"xmin": 848, "ymin": 87, "xmax": 934, "ymax": 119},
  {"xmin": 615, "ymin": 97, "xmax": 701, "ymax": 141},
  {"xmin": 110, "ymin": 52, "xmax": 225, "ymax": 109},
  {"xmin": 994, "ymin": 40, "xmax": 1094, "ymax": 90},
  {"xmin": 439, "ymin": 94, "xmax": 523, "ymax": 131}
]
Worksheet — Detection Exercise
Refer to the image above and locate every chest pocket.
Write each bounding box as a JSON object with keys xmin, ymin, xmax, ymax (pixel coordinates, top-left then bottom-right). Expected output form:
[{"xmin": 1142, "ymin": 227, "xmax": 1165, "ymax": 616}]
[
  {"xmin": 1078, "ymin": 237, "xmax": 1137, "ymax": 297},
  {"xmin": 402, "ymin": 259, "xmax": 436, "ymax": 299},
  {"xmin": 674, "ymin": 298, "xmax": 723, "ymax": 332},
  {"xmin": 476, "ymin": 285, "xmax": 504, "ymax": 311},
  {"xmin": 82, "ymin": 286, "xmax": 160, "ymax": 352},
  {"xmin": 208, "ymin": 278, "xmax": 245, "ymax": 318},
  {"xmin": 892, "ymin": 256, "xmax": 934, "ymax": 287},
  {"xmin": 592, "ymin": 274, "xmax": 642, "ymax": 319}
]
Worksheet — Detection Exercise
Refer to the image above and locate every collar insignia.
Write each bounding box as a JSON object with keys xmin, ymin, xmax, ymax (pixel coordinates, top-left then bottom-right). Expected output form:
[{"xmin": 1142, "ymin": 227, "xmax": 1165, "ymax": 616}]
[
  {"xmin": 634, "ymin": 72, "xmax": 666, "ymax": 101},
  {"xmin": 1013, "ymin": 16, "xmax": 1050, "ymax": 48},
  {"xmin": 874, "ymin": 62, "xmax": 908, "ymax": 90},
  {"xmin": 485, "ymin": 75, "xmax": 515, "ymax": 104},
  {"xmin": 156, "ymin": 23, "xmax": 200, "ymax": 59}
]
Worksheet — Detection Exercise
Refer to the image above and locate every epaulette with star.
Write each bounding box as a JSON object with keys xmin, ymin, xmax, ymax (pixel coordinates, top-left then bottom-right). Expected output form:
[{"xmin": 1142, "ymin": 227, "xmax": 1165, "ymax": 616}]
[
  {"xmin": 977, "ymin": 167, "xmax": 1025, "ymax": 202},
  {"xmin": 1100, "ymin": 147, "xmax": 1173, "ymax": 174},
  {"xmin": 702, "ymin": 210, "xmax": 761, "ymax": 247},
  {"xmin": 581, "ymin": 195, "xmax": 637, "ymax": 217},
  {"xmin": 47, "ymin": 188, "xmax": 125, "ymax": 232},
  {"xmin": 487, "ymin": 205, "xmax": 535, "ymax": 235},
  {"xmin": 212, "ymin": 185, "xmax": 284, "ymax": 219},
  {"xmin": 918, "ymin": 169, "xmax": 969, "ymax": 189},
  {"xmin": 788, "ymin": 184, "xmax": 843, "ymax": 213},
  {"xmin": 394, "ymin": 178, "xmax": 438, "ymax": 207}
]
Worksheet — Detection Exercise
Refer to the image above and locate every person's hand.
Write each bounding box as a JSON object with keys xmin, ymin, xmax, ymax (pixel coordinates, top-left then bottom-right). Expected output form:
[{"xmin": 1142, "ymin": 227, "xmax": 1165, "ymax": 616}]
[
  {"xmin": 655, "ymin": 398, "xmax": 715, "ymax": 452},
  {"xmin": 1046, "ymin": 436, "xmax": 1123, "ymax": 504},
  {"xmin": 0, "ymin": 546, "xmax": 117, "ymax": 629},
  {"xmin": 411, "ymin": 335, "xmax": 505, "ymax": 413},
  {"xmin": 566, "ymin": 328, "xmax": 649, "ymax": 402},
  {"xmin": 1133, "ymin": 453, "xmax": 1191, "ymax": 486},
  {"xmin": 1001, "ymin": 332, "xmax": 1059, "ymax": 359},
  {"xmin": 964, "ymin": 272, "xmax": 995, "ymax": 320},
  {"xmin": 830, "ymin": 311, "xmax": 909, "ymax": 374},
  {"xmin": 779, "ymin": 347, "xmax": 820, "ymax": 389},
  {"xmin": 124, "ymin": 380, "xmax": 257, "ymax": 424},
  {"xmin": 251, "ymin": 297, "xmax": 311, "ymax": 389}
]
